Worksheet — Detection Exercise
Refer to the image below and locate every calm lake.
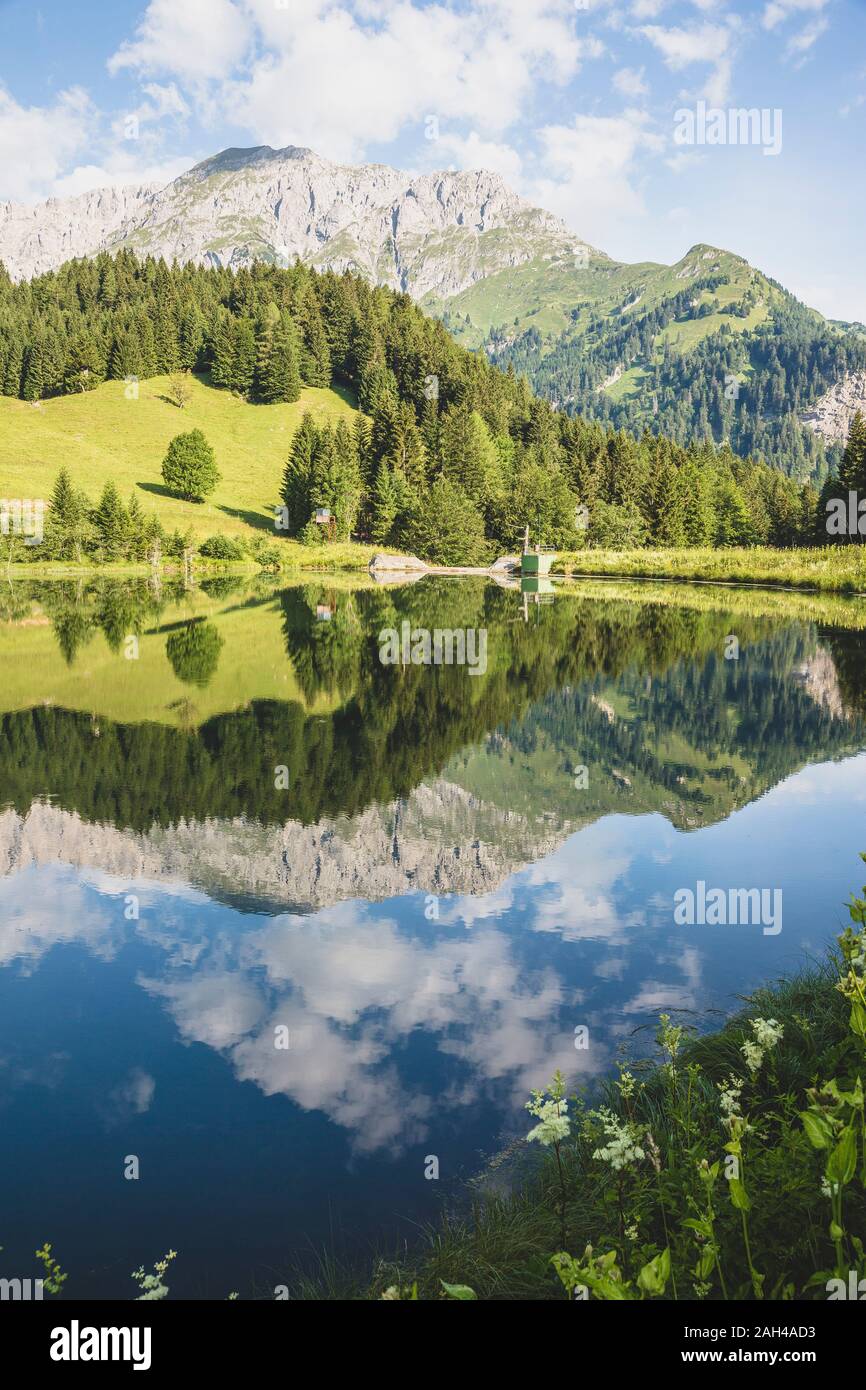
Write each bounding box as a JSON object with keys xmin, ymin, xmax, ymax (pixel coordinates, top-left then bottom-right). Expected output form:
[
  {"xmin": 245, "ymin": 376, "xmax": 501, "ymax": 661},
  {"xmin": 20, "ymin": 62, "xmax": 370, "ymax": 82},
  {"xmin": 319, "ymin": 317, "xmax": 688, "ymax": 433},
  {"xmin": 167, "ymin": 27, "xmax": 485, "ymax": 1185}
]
[{"xmin": 1, "ymin": 573, "xmax": 865, "ymax": 1298}]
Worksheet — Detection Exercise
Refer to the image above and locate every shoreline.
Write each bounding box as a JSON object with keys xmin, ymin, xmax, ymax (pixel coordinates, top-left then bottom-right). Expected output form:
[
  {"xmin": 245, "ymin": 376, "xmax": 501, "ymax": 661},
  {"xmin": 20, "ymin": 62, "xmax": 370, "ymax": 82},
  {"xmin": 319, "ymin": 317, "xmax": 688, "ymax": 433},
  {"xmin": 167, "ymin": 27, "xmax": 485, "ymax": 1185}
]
[{"xmin": 3, "ymin": 544, "xmax": 866, "ymax": 597}]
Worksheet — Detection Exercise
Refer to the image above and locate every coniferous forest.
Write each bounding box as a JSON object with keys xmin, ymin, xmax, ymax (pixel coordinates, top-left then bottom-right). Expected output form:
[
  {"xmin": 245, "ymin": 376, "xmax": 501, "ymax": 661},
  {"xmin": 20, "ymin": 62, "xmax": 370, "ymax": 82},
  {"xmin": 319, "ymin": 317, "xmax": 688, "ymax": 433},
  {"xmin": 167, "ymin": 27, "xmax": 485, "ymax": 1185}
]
[{"xmin": 2, "ymin": 251, "xmax": 865, "ymax": 566}]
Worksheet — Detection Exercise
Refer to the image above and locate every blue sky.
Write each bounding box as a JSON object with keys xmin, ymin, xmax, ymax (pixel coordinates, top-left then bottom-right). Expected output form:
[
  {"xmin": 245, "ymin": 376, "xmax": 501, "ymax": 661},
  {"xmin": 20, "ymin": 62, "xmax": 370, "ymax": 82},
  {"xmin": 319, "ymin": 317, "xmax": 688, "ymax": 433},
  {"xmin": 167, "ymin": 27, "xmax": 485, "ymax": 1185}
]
[{"xmin": 0, "ymin": 0, "xmax": 864, "ymax": 318}]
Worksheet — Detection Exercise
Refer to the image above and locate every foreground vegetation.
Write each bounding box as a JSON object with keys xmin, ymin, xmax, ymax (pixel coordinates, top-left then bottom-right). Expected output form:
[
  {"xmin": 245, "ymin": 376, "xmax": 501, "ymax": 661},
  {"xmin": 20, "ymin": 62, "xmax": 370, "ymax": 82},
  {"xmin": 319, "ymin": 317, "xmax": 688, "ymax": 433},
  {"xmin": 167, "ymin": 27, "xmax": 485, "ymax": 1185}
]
[
  {"xmin": 14, "ymin": 860, "xmax": 866, "ymax": 1301},
  {"xmin": 554, "ymin": 545, "xmax": 866, "ymax": 595},
  {"xmin": 350, "ymin": 867, "xmax": 866, "ymax": 1301}
]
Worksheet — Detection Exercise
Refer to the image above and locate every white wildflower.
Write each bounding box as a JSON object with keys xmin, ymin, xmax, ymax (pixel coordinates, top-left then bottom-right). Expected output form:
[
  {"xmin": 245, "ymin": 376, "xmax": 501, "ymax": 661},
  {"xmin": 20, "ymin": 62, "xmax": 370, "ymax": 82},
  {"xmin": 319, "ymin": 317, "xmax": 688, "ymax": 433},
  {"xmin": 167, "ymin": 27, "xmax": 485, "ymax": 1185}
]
[
  {"xmin": 740, "ymin": 1018, "xmax": 783, "ymax": 1075},
  {"xmin": 750, "ymin": 1017, "xmax": 784, "ymax": 1050},
  {"xmin": 526, "ymin": 1097, "xmax": 570, "ymax": 1147},
  {"xmin": 741, "ymin": 1040, "xmax": 765, "ymax": 1075},
  {"xmin": 717, "ymin": 1074, "xmax": 749, "ymax": 1133},
  {"xmin": 591, "ymin": 1106, "xmax": 646, "ymax": 1171}
]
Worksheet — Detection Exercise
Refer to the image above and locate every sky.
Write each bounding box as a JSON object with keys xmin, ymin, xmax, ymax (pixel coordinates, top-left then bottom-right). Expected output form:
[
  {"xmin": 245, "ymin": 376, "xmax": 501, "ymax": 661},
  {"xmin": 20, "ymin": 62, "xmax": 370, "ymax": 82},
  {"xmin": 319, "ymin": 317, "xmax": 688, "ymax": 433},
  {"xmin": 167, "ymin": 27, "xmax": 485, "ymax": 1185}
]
[{"xmin": 0, "ymin": 0, "xmax": 863, "ymax": 319}]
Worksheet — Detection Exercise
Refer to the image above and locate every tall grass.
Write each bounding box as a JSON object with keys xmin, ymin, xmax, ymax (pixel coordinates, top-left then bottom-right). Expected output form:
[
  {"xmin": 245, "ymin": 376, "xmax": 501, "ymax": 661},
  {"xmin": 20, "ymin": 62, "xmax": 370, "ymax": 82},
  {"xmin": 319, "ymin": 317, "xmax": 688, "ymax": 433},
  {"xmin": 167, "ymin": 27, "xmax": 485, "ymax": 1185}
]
[{"xmin": 553, "ymin": 546, "xmax": 866, "ymax": 595}]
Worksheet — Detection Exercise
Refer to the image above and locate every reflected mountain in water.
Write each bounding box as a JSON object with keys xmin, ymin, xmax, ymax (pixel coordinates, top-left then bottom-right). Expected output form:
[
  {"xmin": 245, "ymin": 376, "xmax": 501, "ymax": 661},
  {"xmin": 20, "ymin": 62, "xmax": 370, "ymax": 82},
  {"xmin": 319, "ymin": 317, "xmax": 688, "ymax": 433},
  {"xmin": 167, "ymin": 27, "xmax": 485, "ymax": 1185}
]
[
  {"xmin": 2, "ymin": 575, "xmax": 866, "ymax": 1295},
  {"xmin": 0, "ymin": 576, "xmax": 864, "ymax": 911}
]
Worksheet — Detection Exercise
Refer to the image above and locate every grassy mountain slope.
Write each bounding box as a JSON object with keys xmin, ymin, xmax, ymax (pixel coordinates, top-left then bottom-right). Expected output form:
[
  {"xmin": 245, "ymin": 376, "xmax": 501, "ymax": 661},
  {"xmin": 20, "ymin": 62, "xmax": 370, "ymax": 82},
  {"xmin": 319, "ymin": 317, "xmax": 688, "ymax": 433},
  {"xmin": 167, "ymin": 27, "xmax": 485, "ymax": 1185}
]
[
  {"xmin": 0, "ymin": 373, "xmax": 357, "ymax": 543},
  {"xmin": 435, "ymin": 242, "xmax": 866, "ymax": 480},
  {"xmin": 428, "ymin": 244, "xmax": 767, "ymax": 350}
]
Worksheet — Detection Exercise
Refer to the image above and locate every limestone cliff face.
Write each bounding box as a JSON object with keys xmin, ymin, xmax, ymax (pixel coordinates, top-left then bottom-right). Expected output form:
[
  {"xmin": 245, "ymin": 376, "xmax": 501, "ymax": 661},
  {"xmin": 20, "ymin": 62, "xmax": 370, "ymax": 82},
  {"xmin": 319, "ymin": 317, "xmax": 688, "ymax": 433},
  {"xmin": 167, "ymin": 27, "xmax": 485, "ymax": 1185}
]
[
  {"xmin": 800, "ymin": 370, "xmax": 866, "ymax": 444},
  {"xmin": 0, "ymin": 182, "xmax": 159, "ymax": 280},
  {"xmin": 0, "ymin": 780, "xmax": 571, "ymax": 911},
  {"xmin": 0, "ymin": 145, "xmax": 590, "ymax": 296}
]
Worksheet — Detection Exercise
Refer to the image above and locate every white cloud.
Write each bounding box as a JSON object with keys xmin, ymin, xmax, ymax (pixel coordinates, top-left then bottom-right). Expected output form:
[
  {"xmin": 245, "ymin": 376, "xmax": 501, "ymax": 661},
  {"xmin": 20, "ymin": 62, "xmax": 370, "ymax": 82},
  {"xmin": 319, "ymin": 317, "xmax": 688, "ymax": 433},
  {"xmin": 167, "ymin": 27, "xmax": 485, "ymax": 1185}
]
[
  {"xmin": 52, "ymin": 157, "xmax": 192, "ymax": 199},
  {"xmin": 638, "ymin": 20, "xmax": 735, "ymax": 103},
  {"xmin": 108, "ymin": 0, "xmax": 601, "ymax": 162},
  {"xmin": 630, "ymin": 0, "xmax": 668, "ymax": 16},
  {"xmin": 429, "ymin": 131, "xmax": 524, "ymax": 183},
  {"xmin": 784, "ymin": 15, "xmax": 829, "ymax": 61},
  {"xmin": 525, "ymin": 109, "xmax": 665, "ymax": 244},
  {"xmin": 762, "ymin": 0, "xmax": 830, "ymax": 31},
  {"xmin": 639, "ymin": 21, "xmax": 731, "ymax": 69},
  {"xmin": 108, "ymin": 0, "xmax": 250, "ymax": 81},
  {"xmin": 613, "ymin": 65, "xmax": 649, "ymax": 97},
  {"xmin": 666, "ymin": 150, "xmax": 705, "ymax": 173},
  {"xmin": 0, "ymin": 85, "xmax": 96, "ymax": 203}
]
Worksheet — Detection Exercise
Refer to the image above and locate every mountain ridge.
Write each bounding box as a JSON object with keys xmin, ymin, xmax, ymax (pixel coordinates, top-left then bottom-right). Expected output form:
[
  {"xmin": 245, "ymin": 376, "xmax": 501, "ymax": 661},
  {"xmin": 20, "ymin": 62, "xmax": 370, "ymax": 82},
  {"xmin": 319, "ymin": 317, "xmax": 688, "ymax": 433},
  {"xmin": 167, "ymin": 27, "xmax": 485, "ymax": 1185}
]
[
  {"xmin": 2, "ymin": 143, "xmax": 863, "ymax": 477},
  {"xmin": 0, "ymin": 143, "xmax": 592, "ymax": 301}
]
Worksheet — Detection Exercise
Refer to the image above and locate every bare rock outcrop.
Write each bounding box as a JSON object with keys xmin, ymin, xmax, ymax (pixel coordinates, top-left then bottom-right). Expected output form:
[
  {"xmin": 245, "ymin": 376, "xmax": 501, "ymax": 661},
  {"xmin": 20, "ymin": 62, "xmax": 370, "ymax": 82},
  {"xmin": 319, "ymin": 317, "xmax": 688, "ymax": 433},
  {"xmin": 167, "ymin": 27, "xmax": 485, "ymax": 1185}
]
[
  {"xmin": 800, "ymin": 371, "xmax": 866, "ymax": 444},
  {"xmin": 0, "ymin": 145, "xmax": 594, "ymax": 297}
]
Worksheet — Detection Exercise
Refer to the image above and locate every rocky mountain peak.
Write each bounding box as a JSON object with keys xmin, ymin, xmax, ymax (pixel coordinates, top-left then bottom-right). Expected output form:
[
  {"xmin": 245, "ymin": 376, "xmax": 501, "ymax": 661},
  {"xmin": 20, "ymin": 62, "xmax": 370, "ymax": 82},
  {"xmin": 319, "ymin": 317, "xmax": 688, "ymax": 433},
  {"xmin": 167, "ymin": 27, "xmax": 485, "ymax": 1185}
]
[{"xmin": 0, "ymin": 144, "xmax": 588, "ymax": 297}]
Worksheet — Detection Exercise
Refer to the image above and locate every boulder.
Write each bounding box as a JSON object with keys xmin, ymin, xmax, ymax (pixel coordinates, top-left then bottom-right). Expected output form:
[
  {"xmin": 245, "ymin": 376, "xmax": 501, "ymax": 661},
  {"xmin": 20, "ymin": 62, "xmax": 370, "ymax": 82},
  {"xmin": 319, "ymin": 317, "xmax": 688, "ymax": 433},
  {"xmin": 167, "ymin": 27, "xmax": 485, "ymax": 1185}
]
[{"xmin": 369, "ymin": 552, "xmax": 428, "ymax": 572}]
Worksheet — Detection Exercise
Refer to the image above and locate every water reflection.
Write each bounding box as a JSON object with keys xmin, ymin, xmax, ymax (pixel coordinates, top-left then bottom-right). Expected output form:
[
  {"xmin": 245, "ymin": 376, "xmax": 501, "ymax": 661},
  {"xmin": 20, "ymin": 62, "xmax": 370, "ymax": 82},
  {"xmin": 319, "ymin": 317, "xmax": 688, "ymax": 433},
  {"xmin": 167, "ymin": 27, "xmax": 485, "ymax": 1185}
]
[{"xmin": 0, "ymin": 576, "xmax": 865, "ymax": 1294}]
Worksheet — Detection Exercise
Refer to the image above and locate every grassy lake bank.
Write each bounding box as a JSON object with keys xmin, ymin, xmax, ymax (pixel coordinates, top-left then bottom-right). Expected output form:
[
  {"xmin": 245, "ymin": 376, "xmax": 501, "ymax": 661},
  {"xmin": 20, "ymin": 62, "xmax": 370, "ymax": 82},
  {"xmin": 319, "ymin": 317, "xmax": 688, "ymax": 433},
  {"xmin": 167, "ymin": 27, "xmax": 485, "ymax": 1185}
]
[
  {"xmin": 301, "ymin": 916, "xmax": 866, "ymax": 1302},
  {"xmin": 553, "ymin": 546, "xmax": 866, "ymax": 595}
]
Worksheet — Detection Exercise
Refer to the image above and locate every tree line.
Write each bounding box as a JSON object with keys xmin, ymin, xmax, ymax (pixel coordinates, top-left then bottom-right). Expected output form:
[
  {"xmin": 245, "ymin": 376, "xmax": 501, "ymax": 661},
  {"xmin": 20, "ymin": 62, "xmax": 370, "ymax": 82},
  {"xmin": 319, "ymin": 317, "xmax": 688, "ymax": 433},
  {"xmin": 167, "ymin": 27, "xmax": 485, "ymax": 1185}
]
[{"xmin": 0, "ymin": 250, "xmax": 858, "ymax": 563}]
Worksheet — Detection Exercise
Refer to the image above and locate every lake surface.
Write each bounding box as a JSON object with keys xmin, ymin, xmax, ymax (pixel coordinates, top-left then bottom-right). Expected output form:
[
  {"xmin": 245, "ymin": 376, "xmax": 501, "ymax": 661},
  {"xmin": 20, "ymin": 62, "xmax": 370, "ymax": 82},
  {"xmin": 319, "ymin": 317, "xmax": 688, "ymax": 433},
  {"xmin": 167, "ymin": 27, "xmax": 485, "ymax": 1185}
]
[{"xmin": 1, "ymin": 573, "xmax": 865, "ymax": 1298}]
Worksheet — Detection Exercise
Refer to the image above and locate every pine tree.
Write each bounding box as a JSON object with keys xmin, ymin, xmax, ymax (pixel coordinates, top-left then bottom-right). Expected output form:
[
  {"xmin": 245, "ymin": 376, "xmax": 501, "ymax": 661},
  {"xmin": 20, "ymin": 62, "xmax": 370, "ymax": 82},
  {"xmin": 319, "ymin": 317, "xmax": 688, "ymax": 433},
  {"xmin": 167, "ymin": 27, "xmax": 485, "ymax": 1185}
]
[
  {"xmin": 384, "ymin": 401, "xmax": 427, "ymax": 490},
  {"xmin": 298, "ymin": 291, "xmax": 332, "ymax": 388},
  {"xmin": 232, "ymin": 319, "xmax": 256, "ymax": 396},
  {"xmin": 126, "ymin": 492, "xmax": 147, "ymax": 560},
  {"xmin": 257, "ymin": 314, "xmax": 301, "ymax": 403},
  {"xmin": 369, "ymin": 463, "xmax": 400, "ymax": 544},
  {"xmin": 178, "ymin": 301, "xmax": 204, "ymax": 371},
  {"xmin": 45, "ymin": 466, "xmax": 81, "ymax": 559},
  {"xmin": 280, "ymin": 413, "xmax": 320, "ymax": 533},
  {"xmin": 94, "ymin": 480, "xmax": 129, "ymax": 560},
  {"xmin": 63, "ymin": 334, "xmax": 103, "ymax": 394},
  {"xmin": 3, "ymin": 336, "xmax": 24, "ymax": 397},
  {"xmin": 647, "ymin": 457, "xmax": 686, "ymax": 546},
  {"xmin": 353, "ymin": 414, "xmax": 373, "ymax": 488},
  {"xmin": 679, "ymin": 460, "xmax": 715, "ymax": 545},
  {"xmin": 839, "ymin": 411, "xmax": 866, "ymax": 496},
  {"xmin": 210, "ymin": 315, "xmax": 235, "ymax": 390},
  {"xmin": 21, "ymin": 339, "xmax": 45, "ymax": 401},
  {"xmin": 438, "ymin": 406, "xmax": 500, "ymax": 503}
]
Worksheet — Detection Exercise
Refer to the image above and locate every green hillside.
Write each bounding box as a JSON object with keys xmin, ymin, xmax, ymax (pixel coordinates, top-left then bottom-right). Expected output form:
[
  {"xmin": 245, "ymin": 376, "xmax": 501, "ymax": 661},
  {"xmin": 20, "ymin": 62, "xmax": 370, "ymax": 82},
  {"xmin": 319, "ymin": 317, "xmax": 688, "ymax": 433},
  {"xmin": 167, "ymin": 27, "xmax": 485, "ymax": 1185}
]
[
  {"xmin": 427, "ymin": 245, "xmax": 773, "ymax": 350},
  {"xmin": 433, "ymin": 244, "xmax": 866, "ymax": 481},
  {"xmin": 0, "ymin": 373, "xmax": 357, "ymax": 543},
  {"xmin": 0, "ymin": 251, "xmax": 851, "ymax": 569}
]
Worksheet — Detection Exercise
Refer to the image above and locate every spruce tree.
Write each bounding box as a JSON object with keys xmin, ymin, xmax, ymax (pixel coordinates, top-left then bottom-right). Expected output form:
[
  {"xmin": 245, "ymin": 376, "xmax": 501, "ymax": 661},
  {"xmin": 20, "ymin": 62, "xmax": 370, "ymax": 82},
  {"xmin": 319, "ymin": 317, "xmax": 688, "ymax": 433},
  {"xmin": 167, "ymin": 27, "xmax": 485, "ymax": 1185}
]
[
  {"xmin": 232, "ymin": 319, "xmax": 256, "ymax": 396},
  {"xmin": 280, "ymin": 413, "xmax": 320, "ymax": 533},
  {"xmin": 257, "ymin": 315, "xmax": 301, "ymax": 403},
  {"xmin": 126, "ymin": 492, "xmax": 147, "ymax": 561},
  {"xmin": 95, "ymin": 480, "xmax": 129, "ymax": 560},
  {"xmin": 3, "ymin": 336, "xmax": 24, "ymax": 397},
  {"xmin": 298, "ymin": 291, "xmax": 332, "ymax": 388},
  {"xmin": 839, "ymin": 411, "xmax": 866, "ymax": 496},
  {"xmin": 21, "ymin": 340, "xmax": 45, "ymax": 401}
]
